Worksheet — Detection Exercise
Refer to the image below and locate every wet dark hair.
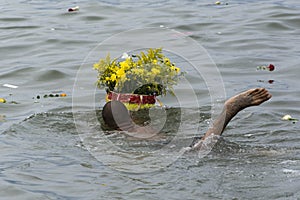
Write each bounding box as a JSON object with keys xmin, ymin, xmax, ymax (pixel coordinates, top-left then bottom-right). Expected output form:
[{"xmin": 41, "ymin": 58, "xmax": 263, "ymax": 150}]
[{"xmin": 102, "ymin": 101, "xmax": 134, "ymax": 131}]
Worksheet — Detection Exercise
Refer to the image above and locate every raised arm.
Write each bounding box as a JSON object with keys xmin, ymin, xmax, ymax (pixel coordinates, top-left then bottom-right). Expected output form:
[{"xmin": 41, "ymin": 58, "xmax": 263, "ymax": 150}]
[{"xmin": 202, "ymin": 88, "xmax": 272, "ymax": 140}]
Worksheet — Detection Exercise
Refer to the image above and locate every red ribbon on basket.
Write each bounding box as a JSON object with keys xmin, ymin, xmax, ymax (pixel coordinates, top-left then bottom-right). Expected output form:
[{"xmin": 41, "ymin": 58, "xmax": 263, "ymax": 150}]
[{"xmin": 106, "ymin": 91, "xmax": 156, "ymax": 105}]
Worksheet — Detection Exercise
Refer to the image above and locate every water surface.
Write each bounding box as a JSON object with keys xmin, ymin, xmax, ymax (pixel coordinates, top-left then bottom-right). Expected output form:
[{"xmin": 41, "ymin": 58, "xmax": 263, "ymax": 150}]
[{"xmin": 1, "ymin": 0, "xmax": 300, "ymax": 199}]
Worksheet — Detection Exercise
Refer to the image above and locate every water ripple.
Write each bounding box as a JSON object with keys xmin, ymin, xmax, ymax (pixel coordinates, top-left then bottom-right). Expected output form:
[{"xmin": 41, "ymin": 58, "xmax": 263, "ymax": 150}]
[
  {"xmin": 0, "ymin": 25, "xmax": 41, "ymax": 30},
  {"xmin": 1, "ymin": 1, "xmax": 300, "ymax": 199},
  {"xmin": 0, "ymin": 17, "xmax": 28, "ymax": 22}
]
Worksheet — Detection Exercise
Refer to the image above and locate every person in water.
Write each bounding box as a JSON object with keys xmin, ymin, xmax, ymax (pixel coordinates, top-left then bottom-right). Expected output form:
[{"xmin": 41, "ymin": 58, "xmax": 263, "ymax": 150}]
[{"xmin": 102, "ymin": 88, "xmax": 272, "ymax": 147}]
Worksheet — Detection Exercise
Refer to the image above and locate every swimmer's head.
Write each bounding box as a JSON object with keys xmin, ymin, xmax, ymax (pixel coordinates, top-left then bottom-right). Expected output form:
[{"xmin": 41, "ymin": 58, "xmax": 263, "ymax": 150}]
[{"xmin": 102, "ymin": 101, "xmax": 134, "ymax": 131}]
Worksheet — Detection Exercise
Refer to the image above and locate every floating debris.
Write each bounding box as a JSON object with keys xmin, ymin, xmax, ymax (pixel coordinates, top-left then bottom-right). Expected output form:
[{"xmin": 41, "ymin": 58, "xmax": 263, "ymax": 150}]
[
  {"xmin": 3, "ymin": 83, "xmax": 18, "ymax": 89},
  {"xmin": 80, "ymin": 163, "xmax": 93, "ymax": 168},
  {"xmin": 0, "ymin": 98, "xmax": 6, "ymax": 103},
  {"xmin": 3, "ymin": 83, "xmax": 18, "ymax": 103},
  {"xmin": 214, "ymin": 1, "xmax": 228, "ymax": 5},
  {"xmin": 282, "ymin": 115, "xmax": 292, "ymax": 120},
  {"xmin": 0, "ymin": 114, "xmax": 6, "ymax": 122},
  {"xmin": 257, "ymin": 64, "xmax": 275, "ymax": 71},
  {"xmin": 36, "ymin": 93, "xmax": 67, "ymax": 99},
  {"xmin": 257, "ymin": 79, "xmax": 274, "ymax": 84},
  {"xmin": 282, "ymin": 114, "xmax": 298, "ymax": 123},
  {"xmin": 68, "ymin": 6, "xmax": 79, "ymax": 12},
  {"xmin": 268, "ymin": 80, "xmax": 274, "ymax": 84}
]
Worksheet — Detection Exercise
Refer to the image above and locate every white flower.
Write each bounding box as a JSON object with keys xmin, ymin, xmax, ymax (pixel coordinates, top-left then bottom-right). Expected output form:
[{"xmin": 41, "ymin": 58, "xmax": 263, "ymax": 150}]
[
  {"xmin": 282, "ymin": 114, "xmax": 298, "ymax": 122},
  {"xmin": 121, "ymin": 53, "xmax": 129, "ymax": 59},
  {"xmin": 282, "ymin": 115, "xmax": 292, "ymax": 120}
]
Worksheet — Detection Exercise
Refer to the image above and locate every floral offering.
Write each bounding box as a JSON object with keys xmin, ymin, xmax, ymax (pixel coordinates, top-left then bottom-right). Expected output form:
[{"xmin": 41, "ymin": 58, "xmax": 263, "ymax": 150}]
[
  {"xmin": 93, "ymin": 48, "xmax": 183, "ymax": 110},
  {"xmin": 256, "ymin": 64, "xmax": 275, "ymax": 71}
]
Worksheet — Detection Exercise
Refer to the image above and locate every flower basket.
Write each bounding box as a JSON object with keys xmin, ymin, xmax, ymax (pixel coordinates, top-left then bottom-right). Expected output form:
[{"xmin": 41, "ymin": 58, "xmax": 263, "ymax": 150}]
[{"xmin": 93, "ymin": 48, "xmax": 183, "ymax": 111}]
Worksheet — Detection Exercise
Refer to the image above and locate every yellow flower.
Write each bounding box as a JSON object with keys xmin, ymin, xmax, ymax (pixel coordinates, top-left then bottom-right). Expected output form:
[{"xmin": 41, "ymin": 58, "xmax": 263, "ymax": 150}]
[
  {"xmin": 111, "ymin": 74, "xmax": 116, "ymax": 81},
  {"xmin": 164, "ymin": 58, "xmax": 170, "ymax": 64},
  {"xmin": 119, "ymin": 60, "xmax": 130, "ymax": 70},
  {"xmin": 170, "ymin": 65, "xmax": 180, "ymax": 73},
  {"xmin": 131, "ymin": 68, "xmax": 144, "ymax": 76},
  {"xmin": 93, "ymin": 63, "xmax": 100, "ymax": 69},
  {"xmin": 116, "ymin": 68, "xmax": 125, "ymax": 77},
  {"xmin": 151, "ymin": 68, "xmax": 160, "ymax": 75},
  {"xmin": 93, "ymin": 48, "xmax": 183, "ymax": 95}
]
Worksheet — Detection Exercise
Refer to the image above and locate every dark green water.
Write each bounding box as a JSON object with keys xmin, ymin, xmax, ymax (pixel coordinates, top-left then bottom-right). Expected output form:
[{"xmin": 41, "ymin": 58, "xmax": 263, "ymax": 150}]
[{"xmin": 1, "ymin": 0, "xmax": 300, "ymax": 199}]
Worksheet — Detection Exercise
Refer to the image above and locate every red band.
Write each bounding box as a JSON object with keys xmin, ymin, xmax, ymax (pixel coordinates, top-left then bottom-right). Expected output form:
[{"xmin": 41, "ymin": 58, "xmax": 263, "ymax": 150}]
[{"xmin": 107, "ymin": 92, "xmax": 156, "ymax": 104}]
